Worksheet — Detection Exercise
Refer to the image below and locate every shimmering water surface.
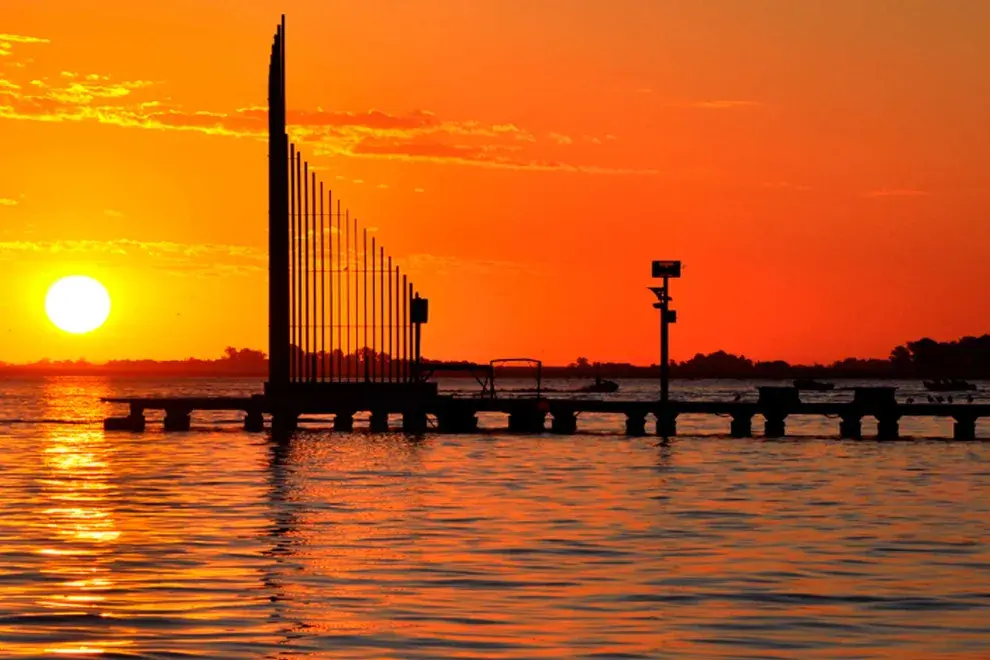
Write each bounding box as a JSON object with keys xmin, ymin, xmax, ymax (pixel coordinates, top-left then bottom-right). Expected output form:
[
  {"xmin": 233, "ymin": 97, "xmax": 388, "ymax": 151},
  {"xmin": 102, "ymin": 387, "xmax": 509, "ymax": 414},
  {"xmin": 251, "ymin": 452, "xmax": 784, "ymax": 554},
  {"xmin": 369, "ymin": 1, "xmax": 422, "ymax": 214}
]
[{"xmin": 1, "ymin": 377, "xmax": 989, "ymax": 658}]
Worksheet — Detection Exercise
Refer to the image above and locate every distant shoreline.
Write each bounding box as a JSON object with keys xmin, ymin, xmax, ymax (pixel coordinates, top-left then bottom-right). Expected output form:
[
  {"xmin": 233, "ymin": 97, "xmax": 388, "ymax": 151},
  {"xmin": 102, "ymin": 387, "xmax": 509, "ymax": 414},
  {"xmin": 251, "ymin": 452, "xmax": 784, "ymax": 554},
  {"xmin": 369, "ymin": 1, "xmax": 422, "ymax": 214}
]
[{"xmin": 3, "ymin": 334, "xmax": 988, "ymax": 380}]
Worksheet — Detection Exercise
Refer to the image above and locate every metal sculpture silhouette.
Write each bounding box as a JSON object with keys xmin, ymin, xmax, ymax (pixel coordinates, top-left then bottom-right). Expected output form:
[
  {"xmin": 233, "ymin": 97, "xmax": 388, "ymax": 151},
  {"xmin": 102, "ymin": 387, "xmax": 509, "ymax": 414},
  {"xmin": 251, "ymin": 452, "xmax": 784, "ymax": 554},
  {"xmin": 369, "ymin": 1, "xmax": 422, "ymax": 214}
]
[{"xmin": 266, "ymin": 17, "xmax": 422, "ymax": 400}]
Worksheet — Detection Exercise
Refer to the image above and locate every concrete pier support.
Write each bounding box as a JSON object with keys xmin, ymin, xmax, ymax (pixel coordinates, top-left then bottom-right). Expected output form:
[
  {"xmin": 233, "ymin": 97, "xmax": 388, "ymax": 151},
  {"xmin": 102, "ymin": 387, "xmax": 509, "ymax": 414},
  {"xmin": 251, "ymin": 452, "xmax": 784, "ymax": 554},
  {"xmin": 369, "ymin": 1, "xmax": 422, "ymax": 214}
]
[
  {"xmin": 164, "ymin": 408, "xmax": 192, "ymax": 432},
  {"xmin": 625, "ymin": 413, "xmax": 647, "ymax": 436},
  {"xmin": 402, "ymin": 410, "xmax": 428, "ymax": 434},
  {"xmin": 839, "ymin": 415, "xmax": 862, "ymax": 439},
  {"xmin": 508, "ymin": 409, "xmax": 546, "ymax": 433},
  {"xmin": 953, "ymin": 416, "xmax": 977, "ymax": 441},
  {"xmin": 876, "ymin": 415, "xmax": 900, "ymax": 440},
  {"xmin": 369, "ymin": 411, "xmax": 390, "ymax": 433},
  {"xmin": 333, "ymin": 412, "xmax": 355, "ymax": 431},
  {"xmin": 104, "ymin": 409, "xmax": 145, "ymax": 432},
  {"xmin": 550, "ymin": 411, "xmax": 578, "ymax": 435},
  {"xmin": 244, "ymin": 409, "xmax": 264, "ymax": 432},
  {"xmin": 764, "ymin": 415, "xmax": 787, "ymax": 438},
  {"xmin": 655, "ymin": 411, "xmax": 677, "ymax": 438},
  {"xmin": 436, "ymin": 408, "xmax": 478, "ymax": 433},
  {"xmin": 271, "ymin": 412, "xmax": 298, "ymax": 434},
  {"xmin": 730, "ymin": 414, "xmax": 753, "ymax": 438}
]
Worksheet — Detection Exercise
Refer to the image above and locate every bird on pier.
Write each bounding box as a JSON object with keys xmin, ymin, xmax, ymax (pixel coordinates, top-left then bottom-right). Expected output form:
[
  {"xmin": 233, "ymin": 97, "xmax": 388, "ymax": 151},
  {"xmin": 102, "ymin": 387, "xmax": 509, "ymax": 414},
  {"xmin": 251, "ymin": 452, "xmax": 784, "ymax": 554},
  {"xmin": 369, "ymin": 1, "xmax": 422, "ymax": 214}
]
[
  {"xmin": 936, "ymin": 395, "xmax": 945, "ymax": 403},
  {"xmin": 732, "ymin": 393, "xmax": 742, "ymax": 402},
  {"xmin": 906, "ymin": 397, "xmax": 914, "ymax": 404},
  {"xmin": 947, "ymin": 395, "xmax": 953, "ymax": 404},
  {"xmin": 927, "ymin": 395, "xmax": 935, "ymax": 403},
  {"xmin": 967, "ymin": 394, "xmax": 974, "ymax": 403}
]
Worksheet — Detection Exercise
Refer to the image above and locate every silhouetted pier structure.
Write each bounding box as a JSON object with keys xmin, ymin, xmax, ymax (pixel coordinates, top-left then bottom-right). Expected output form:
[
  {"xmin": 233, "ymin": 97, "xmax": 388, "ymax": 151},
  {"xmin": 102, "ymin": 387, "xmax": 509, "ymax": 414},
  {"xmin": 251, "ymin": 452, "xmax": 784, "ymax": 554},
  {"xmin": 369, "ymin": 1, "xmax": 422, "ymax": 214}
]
[
  {"xmin": 100, "ymin": 18, "xmax": 988, "ymax": 441},
  {"xmin": 262, "ymin": 16, "xmax": 435, "ymax": 431},
  {"xmin": 102, "ymin": 386, "xmax": 989, "ymax": 439}
]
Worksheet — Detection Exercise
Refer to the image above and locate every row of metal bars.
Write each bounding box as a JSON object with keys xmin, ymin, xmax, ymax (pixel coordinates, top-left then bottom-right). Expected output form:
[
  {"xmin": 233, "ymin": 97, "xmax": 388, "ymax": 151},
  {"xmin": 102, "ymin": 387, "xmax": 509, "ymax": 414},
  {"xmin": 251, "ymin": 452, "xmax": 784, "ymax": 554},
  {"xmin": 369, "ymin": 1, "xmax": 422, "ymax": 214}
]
[{"xmin": 287, "ymin": 141, "xmax": 417, "ymax": 383}]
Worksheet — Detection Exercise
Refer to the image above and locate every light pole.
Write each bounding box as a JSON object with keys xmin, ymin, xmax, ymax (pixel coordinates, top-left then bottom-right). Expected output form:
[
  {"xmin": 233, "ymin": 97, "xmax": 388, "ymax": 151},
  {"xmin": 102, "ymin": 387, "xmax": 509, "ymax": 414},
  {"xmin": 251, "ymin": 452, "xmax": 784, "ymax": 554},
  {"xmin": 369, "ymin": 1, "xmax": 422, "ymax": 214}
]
[{"xmin": 649, "ymin": 260, "xmax": 681, "ymax": 404}]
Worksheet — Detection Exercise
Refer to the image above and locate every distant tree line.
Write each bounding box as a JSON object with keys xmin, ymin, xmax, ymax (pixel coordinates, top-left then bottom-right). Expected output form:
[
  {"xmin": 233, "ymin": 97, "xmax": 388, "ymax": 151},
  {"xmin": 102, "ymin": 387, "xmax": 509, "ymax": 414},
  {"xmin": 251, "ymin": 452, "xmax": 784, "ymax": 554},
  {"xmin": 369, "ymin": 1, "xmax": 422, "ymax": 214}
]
[{"xmin": 2, "ymin": 335, "xmax": 989, "ymax": 379}]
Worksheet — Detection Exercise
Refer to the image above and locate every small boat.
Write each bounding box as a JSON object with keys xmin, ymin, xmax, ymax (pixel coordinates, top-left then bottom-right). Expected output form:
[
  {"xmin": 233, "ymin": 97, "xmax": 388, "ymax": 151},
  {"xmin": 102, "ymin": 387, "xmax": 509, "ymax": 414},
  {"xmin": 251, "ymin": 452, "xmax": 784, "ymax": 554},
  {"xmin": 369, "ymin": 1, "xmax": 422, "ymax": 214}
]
[
  {"xmin": 793, "ymin": 378, "xmax": 835, "ymax": 391},
  {"xmin": 923, "ymin": 379, "xmax": 977, "ymax": 392},
  {"xmin": 576, "ymin": 377, "xmax": 619, "ymax": 394}
]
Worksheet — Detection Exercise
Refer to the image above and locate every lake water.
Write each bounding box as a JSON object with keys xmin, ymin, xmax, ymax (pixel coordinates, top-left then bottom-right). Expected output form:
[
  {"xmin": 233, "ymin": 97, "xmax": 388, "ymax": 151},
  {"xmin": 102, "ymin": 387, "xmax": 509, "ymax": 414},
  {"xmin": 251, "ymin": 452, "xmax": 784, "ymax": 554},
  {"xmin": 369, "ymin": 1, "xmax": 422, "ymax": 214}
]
[{"xmin": 1, "ymin": 377, "xmax": 989, "ymax": 658}]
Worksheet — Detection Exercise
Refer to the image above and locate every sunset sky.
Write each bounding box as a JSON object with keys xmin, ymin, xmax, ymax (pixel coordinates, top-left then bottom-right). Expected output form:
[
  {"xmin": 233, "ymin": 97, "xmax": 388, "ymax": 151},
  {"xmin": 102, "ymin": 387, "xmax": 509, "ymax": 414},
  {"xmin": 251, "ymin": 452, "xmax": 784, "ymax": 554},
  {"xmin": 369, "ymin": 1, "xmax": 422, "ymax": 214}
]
[{"xmin": 2, "ymin": 0, "xmax": 988, "ymax": 365}]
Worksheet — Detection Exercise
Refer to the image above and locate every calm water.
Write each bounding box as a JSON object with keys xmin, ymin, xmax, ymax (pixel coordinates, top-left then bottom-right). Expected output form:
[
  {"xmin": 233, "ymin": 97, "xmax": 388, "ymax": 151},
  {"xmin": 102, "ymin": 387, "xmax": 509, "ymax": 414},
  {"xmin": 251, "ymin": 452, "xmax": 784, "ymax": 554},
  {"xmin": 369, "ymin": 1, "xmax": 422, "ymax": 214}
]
[{"xmin": 1, "ymin": 377, "xmax": 989, "ymax": 658}]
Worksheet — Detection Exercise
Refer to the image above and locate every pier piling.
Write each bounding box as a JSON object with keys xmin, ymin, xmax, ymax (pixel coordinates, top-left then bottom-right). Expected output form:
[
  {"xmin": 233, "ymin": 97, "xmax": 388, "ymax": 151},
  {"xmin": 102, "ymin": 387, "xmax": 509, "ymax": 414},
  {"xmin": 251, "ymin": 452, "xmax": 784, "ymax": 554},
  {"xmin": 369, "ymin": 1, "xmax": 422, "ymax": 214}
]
[
  {"xmin": 764, "ymin": 414, "xmax": 787, "ymax": 438},
  {"xmin": 333, "ymin": 412, "xmax": 355, "ymax": 431},
  {"xmin": 730, "ymin": 413, "xmax": 753, "ymax": 438},
  {"xmin": 625, "ymin": 412, "xmax": 647, "ymax": 436},
  {"xmin": 244, "ymin": 409, "xmax": 265, "ymax": 432},
  {"xmin": 953, "ymin": 415, "xmax": 977, "ymax": 441},
  {"xmin": 550, "ymin": 410, "xmax": 578, "ymax": 435},
  {"xmin": 839, "ymin": 414, "xmax": 862, "ymax": 439},
  {"xmin": 402, "ymin": 410, "xmax": 428, "ymax": 434},
  {"xmin": 369, "ymin": 410, "xmax": 390, "ymax": 432},
  {"xmin": 655, "ymin": 410, "xmax": 677, "ymax": 437},
  {"xmin": 876, "ymin": 415, "xmax": 900, "ymax": 440},
  {"xmin": 164, "ymin": 408, "xmax": 192, "ymax": 432}
]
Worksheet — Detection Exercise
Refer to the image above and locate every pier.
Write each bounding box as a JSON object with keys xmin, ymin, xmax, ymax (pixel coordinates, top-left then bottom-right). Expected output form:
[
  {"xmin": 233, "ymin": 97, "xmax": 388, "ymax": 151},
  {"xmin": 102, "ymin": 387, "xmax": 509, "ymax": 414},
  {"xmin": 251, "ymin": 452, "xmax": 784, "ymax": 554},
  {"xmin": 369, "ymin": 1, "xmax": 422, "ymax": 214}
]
[
  {"xmin": 100, "ymin": 18, "xmax": 988, "ymax": 442},
  {"xmin": 102, "ymin": 388, "xmax": 990, "ymax": 440}
]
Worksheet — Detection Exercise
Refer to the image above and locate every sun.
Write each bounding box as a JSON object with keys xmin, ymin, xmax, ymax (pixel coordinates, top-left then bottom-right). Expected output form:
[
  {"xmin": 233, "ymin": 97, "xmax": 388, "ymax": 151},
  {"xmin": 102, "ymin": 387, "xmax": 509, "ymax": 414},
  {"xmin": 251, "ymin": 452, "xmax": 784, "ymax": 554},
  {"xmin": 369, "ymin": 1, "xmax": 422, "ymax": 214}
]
[{"xmin": 45, "ymin": 276, "xmax": 112, "ymax": 334}]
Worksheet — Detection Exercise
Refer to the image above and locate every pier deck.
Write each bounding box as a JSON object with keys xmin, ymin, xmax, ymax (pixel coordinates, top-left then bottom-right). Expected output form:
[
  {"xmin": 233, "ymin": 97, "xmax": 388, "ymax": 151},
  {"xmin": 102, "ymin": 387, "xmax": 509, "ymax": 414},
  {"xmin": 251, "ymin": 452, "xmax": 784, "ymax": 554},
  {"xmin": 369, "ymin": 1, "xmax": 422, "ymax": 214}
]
[{"xmin": 102, "ymin": 394, "xmax": 990, "ymax": 439}]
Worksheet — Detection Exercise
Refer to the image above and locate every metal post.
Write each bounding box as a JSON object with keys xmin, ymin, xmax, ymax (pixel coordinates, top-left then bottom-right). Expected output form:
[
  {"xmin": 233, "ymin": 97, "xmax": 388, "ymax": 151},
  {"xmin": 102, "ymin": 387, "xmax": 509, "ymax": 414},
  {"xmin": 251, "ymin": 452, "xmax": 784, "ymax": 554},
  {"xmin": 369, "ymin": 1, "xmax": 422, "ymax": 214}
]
[
  {"xmin": 380, "ymin": 246, "xmax": 385, "ymax": 381},
  {"xmin": 288, "ymin": 144, "xmax": 296, "ymax": 382},
  {"xmin": 319, "ymin": 181, "xmax": 325, "ymax": 381},
  {"xmin": 345, "ymin": 209, "xmax": 351, "ymax": 380},
  {"xmin": 363, "ymin": 228, "xmax": 369, "ymax": 382},
  {"xmin": 335, "ymin": 200, "xmax": 341, "ymax": 380},
  {"xmin": 660, "ymin": 276, "xmax": 670, "ymax": 404}
]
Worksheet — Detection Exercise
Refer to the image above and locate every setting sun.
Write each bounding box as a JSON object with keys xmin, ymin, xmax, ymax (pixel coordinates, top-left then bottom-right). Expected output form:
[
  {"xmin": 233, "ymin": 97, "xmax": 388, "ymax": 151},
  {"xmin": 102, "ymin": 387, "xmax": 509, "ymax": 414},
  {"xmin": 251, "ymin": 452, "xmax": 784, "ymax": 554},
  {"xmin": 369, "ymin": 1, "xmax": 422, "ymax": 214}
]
[{"xmin": 45, "ymin": 276, "xmax": 111, "ymax": 335}]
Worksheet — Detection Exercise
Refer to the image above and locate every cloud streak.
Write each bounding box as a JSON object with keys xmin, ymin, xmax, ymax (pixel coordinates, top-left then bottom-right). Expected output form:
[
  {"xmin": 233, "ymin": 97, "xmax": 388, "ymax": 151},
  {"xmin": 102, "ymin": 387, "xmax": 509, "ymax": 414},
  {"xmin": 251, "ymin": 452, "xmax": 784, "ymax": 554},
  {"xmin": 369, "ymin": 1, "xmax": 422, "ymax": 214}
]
[
  {"xmin": 0, "ymin": 238, "xmax": 267, "ymax": 278},
  {"xmin": 0, "ymin": 45, "xmax": 655, "ymax": 176}
]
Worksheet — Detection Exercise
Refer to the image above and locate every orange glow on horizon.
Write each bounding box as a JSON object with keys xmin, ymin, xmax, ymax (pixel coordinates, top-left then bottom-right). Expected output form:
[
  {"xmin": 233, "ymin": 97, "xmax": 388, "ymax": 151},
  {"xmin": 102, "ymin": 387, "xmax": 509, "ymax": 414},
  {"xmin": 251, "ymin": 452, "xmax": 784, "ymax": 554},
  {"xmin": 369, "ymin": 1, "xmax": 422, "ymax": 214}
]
[{"xmin": 1, "ymin": 2, "xmax": 988, "ymax": 365}]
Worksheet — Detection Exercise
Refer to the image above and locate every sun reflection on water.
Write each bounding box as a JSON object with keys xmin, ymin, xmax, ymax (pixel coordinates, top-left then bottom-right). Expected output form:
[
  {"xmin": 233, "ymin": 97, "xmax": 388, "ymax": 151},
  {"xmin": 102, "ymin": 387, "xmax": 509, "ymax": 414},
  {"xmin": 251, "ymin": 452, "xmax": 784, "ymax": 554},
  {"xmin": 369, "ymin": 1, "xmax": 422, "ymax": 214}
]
[{"xmin": 33, "ymin": 379, "xmax": 119, "ymax": 654}]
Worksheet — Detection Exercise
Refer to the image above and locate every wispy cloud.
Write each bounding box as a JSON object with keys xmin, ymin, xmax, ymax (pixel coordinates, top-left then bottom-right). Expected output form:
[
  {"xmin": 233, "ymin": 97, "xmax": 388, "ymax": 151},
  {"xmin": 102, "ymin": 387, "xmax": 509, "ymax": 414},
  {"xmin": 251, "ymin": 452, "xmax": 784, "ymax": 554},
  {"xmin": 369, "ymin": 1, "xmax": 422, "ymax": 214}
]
[
  {"xmin": 0, "ymin": 198, "xmax": 18, "ymax": 206},
  {"xmin": 864, "ymin": 188, "xmax": 930, "ymax": 198},
  {"xmin": 0, "ymin": 238, "xmax": 266, "ymax": 278},
  {"xmin": 103, "ymin": 209, "xmax": 124, "ymax": 217},
  {"xmin": 0, "ymin": 34, "xmax": 51, "ymax": 44},
  {"xmin": 0, "ymin": 33, "xmax": 50, "ymax": 57},
  {"xmin": 0, "ymin": 44, "xmax": 655, "ymax": 176}
]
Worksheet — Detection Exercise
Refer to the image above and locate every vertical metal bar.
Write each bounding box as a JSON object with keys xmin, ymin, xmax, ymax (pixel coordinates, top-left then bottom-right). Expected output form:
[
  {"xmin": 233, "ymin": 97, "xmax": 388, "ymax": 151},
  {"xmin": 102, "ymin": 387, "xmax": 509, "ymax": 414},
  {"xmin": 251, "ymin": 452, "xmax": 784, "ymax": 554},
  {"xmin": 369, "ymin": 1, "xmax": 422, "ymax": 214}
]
[
  {"xmin": 289, "ymin": 143, "xmax": 296, "ymax": 382},
  {"xmin": 303, "ymin": 162, "xmax": 310, "ymax": 381},
  {"xmin": 355, "ymin": 215, "xmax": 360, "ymax": 381},
  {"xmin": 402, "ymin": 274, "xmax": 408, "ymax": 383},
  {"xmin": 319, "ymin": 181, "xmax": 325, "ymax": 381},
  {"xmin": 409, "ymin": 282, "xmax": 415, "ymax": 382},
  {"xmin": 335, "ymin": 199, "xmax": 341, "ymax": 381},
  {"xmin": 294, "ymin": 152, "xmax": 302, "ymax": 381},
  {"xmin": 363, "ymin": 228, "xmax": 369, "ymax": 382},
  {"xmin": 345, "ymin": 209, "xmax": 351, "ymax": 380},
  {"xmin": 660, "ymin": 276, "xmax": 670, "ymax": 404},
  {"xmin": 380, "ymin": 246, "xmax": 385, "ymax": 382},
  {"xmin": 388, "ymin": 257, "xmax": 393, "ymax": 382},
  {"xmin": 371, "ymin": 237, "xmax": 377, "ymax": 382},
  {"xmin": 327, "ymin": 190, "xmax": 334, "ymax": 380},
  {"xmin": 311, "ymin": 171, "xmax": 318, "ymax": 381}
]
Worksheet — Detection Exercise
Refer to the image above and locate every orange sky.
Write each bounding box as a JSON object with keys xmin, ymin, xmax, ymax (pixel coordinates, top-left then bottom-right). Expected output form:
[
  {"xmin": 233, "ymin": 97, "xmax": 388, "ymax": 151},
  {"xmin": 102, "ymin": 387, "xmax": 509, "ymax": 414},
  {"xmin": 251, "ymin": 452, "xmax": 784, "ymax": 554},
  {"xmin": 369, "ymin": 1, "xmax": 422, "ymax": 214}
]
[{"xmin": 2, "ymin": 0, "xmax": 988, "ymax": 365}]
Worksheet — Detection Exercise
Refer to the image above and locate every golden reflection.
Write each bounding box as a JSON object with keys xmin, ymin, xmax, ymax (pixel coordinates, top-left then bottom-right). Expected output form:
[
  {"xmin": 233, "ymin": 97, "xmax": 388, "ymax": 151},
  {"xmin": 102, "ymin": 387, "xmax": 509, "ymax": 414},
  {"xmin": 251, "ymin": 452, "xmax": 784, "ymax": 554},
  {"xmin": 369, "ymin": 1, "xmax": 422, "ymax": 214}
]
[{"xmin": 37, "ymin": 377, "xmax": 119, "ymax": 655}]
